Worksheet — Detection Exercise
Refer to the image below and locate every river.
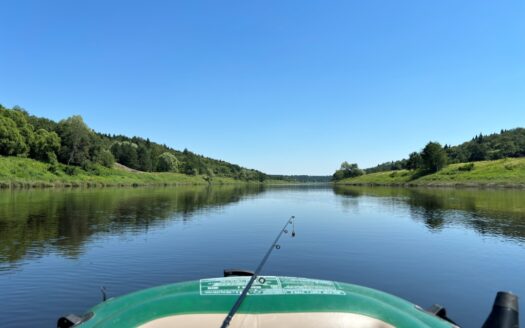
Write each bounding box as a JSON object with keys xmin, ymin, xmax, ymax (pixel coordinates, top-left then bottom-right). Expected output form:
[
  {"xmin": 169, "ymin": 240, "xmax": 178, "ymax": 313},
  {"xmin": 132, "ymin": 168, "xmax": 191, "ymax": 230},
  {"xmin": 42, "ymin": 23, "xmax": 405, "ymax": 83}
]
[{"xmin": 0, "ymin": 185, "xmax": 524, "ymax": 327}]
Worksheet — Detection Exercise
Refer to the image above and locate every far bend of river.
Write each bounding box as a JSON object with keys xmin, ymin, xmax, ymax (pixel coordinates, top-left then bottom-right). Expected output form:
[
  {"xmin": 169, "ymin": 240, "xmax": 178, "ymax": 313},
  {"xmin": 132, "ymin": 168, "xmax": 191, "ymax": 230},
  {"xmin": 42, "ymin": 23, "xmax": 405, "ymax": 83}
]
[{"xmin": 1, "ymin": 185, "xmax": 524, "ymax": 327}]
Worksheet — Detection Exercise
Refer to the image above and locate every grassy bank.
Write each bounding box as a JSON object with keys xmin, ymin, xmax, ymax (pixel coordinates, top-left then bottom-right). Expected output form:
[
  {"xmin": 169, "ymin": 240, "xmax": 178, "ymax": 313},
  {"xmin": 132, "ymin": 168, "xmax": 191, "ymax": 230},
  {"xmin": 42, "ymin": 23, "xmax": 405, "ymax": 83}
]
[
  {"xmin": 0, "ymin": 156, "xmax": 245, "ymax": 188},
  {"xmin": 336, "ymin": 157, "xmax": 525, "ymax": 188}
]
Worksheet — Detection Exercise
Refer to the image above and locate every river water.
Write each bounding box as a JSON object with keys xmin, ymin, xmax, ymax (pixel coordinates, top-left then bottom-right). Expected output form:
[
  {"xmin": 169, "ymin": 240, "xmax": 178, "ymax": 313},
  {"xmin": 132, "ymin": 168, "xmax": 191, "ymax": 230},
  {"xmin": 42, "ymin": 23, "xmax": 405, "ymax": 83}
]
[{"xmin": 0, "ymin": 185, "xmax": 524, "ymax": 327}]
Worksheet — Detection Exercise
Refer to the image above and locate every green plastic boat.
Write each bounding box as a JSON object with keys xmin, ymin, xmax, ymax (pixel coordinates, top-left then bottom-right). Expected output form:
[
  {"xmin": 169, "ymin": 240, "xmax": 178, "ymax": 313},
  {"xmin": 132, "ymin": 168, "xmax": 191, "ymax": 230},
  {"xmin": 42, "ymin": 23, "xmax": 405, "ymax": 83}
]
[{"xmin": 59, "ymin": 275, "xmax": 460, "ymax": 328}]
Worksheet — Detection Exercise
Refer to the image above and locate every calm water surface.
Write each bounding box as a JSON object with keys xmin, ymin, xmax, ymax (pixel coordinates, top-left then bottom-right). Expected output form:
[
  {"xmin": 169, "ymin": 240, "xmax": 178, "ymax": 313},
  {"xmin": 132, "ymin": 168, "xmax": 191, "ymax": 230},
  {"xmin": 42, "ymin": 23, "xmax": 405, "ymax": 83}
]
[{"xmin": 1, "ymin": 185, "xmax": 524, "ymax": 327}]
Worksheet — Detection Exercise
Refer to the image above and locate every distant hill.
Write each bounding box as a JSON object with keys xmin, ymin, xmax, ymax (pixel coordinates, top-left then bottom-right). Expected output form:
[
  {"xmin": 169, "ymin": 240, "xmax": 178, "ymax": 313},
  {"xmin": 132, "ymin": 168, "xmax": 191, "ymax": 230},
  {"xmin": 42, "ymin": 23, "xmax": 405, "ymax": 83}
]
[
  {"xmin": 335, "ymin": 157, "xmax": 525, "ymax": 188},
  {"xmin": 0, "ymin": 104, "xmax": 266, "ymax": 181},
  {"xmin": 364, "ymin": 128, "xmax": 525, "ymax": 174},
  {"xmin": 267, "ymin": 175, "xmax": 331, "ymax": 183},
  {"xmin": 332, "ymin": 128, "xmax": 525, "ymax": 183}
]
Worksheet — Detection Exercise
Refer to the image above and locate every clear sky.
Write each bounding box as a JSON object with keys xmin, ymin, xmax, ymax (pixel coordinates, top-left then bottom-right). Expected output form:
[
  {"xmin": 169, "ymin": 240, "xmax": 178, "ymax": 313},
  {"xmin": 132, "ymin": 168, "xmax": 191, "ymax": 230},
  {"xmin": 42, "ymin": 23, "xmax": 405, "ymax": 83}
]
[{"xmin": 1, "ymin": 1, "xmax": 524, "ymax": 175}]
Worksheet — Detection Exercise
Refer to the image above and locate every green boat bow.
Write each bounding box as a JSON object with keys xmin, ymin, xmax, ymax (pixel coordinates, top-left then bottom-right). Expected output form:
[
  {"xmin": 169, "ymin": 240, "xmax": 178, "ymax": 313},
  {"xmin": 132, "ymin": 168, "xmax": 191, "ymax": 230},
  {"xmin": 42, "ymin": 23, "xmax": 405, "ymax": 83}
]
[{"xmin": 66, "ymin": 276, "xmax": 457, "ymax": 328}]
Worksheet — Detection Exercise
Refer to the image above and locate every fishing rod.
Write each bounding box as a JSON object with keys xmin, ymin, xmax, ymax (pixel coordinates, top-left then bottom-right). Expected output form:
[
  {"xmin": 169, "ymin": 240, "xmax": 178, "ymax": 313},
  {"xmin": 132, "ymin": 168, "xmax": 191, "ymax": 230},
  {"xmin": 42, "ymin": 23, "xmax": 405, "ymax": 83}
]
[{"xmin": 220, "ymin": 215, "xmax": 296, "ymax": 328}]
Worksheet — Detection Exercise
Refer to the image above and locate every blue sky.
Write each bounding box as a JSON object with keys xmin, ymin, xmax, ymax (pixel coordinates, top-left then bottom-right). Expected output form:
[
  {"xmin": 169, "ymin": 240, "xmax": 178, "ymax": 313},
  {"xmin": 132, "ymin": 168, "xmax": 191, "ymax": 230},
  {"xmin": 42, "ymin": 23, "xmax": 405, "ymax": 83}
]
[{"xmin": 1, "ymin": 1, "xmax": 524, "ymax": 175}]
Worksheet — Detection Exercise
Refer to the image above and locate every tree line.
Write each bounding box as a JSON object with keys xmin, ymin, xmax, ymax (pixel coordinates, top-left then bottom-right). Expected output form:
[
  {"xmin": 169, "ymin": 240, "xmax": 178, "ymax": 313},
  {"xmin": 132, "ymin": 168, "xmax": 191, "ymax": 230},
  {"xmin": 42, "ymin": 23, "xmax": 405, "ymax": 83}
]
[
  {"xmin": 333, "ymin": 128, "xmax": 525, "ymax": 180},
  {"xmin": 0, "ymin": 105, "xmax": 266, "ymax": 181},
  {"xmin": 268, "ymin": 175, "xmax": 332, "ymax": 183}
]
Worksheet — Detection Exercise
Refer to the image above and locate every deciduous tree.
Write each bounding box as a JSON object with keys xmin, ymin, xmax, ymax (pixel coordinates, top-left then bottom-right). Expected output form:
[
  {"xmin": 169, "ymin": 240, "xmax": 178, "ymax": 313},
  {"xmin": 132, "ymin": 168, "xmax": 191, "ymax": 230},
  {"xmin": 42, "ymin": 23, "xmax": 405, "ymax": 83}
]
[
  {"xmin": 57, "ymin": 115, "xmax": 93, "ymax": 166},
  {"xmin": 421, "ymin": 142, "xmax": 447, "ymax": 173},
  {"xmin": 0, "ymin": 115, "xmax": 28, "ymax": 155},
  {"xmin": 30, "ymin": 129, "xmax": 61, "ymax": 162},
  {"xmin": 157, "ymin": 152, "xmax": 179, "ymax": 172}
]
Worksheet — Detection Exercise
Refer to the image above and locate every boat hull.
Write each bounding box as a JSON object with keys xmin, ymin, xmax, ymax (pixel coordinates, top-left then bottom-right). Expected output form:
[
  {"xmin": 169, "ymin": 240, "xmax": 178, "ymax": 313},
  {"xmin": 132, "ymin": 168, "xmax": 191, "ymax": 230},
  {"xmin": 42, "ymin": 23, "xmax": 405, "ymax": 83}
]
[{"xmin": 74, "ymin": 276, "xmax": 456, "ymax": 328}]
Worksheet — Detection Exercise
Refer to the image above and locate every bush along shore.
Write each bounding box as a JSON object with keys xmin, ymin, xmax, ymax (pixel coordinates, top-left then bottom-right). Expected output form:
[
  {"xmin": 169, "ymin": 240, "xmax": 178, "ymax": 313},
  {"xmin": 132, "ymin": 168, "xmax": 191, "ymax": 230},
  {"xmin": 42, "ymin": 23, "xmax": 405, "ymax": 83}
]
[
  {"xmin": 0, "ymin": 104, "xmax": 334, "ymax": 187},
  {"xmin": 0, "ymin": 156, "xmax": 253, "ymax": 188},
  {"xmin": 0, "ymin": 104, "xmax": 268, "ymax": 187},
  {"xmin": 332, "ymin": 128, "xmax": 525, "ymax": 188},
  {"xmin": 335, "ymin": 157, "xmax": 525, "ymax": 188}
]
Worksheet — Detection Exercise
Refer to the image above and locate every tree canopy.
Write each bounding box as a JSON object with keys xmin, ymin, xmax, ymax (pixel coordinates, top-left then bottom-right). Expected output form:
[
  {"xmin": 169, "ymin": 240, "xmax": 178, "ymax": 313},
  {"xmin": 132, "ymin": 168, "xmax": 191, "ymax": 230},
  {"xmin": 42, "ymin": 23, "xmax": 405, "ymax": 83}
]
[
  {"xmin": 421, "ymin": 142, "xmax": 447, "ymax": 173},
  {"xmin": 334, "ymin": 128, "xmax": 525, "ymax": 179},
  {"xmin": 157, "ymin": 152, "xmax": 179, "ymax": 172},
  {"xmin": 57, "ymin": 115, "xmax": 96, "ymax": 166},
  {"xmin": 332, "ymin": 162, "xmax": 364, "ymax": 181},
  {"xmin": 31, "ymin": 129, "xmax": 61, "ymax": 162},
  {"xmin": 0, "ymin": 115, "xmax": 28, "ymax": 156},
  {"xmin": 0, "ymin": 104, "xmax": 267, "ymax": 181}
]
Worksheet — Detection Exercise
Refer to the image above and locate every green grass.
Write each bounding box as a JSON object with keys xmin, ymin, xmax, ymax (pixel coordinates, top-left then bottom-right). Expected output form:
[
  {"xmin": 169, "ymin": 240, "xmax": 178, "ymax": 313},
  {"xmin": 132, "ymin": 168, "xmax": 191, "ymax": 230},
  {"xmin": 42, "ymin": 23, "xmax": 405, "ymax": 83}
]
[
  {"xmin": 0, "ymin": 156, "xmax": 243, "ymax": 188},
  {"xmin": 337, "ymin": 169, "xmax": 415, "ymax": 185},
  {"xmin": 336, "ymin": 158, "xmax": 525, "ymax": 187}
]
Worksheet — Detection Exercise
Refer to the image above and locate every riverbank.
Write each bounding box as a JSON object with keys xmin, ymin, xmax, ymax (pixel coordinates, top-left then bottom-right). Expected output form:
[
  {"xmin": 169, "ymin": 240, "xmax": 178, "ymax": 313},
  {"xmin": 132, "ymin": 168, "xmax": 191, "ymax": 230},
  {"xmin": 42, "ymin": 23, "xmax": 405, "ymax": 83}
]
[
  {"xmin": 336, "ymin": 157, "xmax": 525, "ymax": 188},
  {"xmin": 0, "ymin": 156, "xmax": 250, "ymax": 188}
]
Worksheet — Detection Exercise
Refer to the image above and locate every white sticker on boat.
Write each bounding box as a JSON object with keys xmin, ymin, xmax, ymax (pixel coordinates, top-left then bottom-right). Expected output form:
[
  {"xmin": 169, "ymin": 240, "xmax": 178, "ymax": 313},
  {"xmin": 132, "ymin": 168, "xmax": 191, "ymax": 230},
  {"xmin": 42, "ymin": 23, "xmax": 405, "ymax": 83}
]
[{"xmin": 200, "ymin": 276, "xmax": 345, "ymax": 296}]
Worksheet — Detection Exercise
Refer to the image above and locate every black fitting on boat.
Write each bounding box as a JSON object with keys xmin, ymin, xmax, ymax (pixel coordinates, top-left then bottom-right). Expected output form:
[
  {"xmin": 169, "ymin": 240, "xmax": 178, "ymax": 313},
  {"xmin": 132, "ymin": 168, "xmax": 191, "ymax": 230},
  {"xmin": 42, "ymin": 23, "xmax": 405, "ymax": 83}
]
[
  {"xmin": 425, "ymin": 304, "xmax": 458, "ymax": 325},
  {"xmin": 57, "ymin": 314, "xmax": 82, "ymax": 328},
  {"xmin": 57, "ymin": 312, "xmax": 93, "ymax": 328},
  {"xmin": 223, "ymin": 268, "xmax": 255, "ymax": 277},
  {"xmin": 482, "ymin": 291, "xmax": 519, "ymax": 328}
]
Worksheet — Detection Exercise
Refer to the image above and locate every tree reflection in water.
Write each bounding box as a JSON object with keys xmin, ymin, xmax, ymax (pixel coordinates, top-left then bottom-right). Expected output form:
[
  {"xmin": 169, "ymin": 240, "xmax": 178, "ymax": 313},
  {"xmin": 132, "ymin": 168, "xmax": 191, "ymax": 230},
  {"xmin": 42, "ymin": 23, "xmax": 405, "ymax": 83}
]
[
  {"xmin": 0, "ymin": 185, "xmax": 265, "ymax": 271},
  {"xmin": 333, "ymin": 185, "xmax": 525, "ymax": 240}
]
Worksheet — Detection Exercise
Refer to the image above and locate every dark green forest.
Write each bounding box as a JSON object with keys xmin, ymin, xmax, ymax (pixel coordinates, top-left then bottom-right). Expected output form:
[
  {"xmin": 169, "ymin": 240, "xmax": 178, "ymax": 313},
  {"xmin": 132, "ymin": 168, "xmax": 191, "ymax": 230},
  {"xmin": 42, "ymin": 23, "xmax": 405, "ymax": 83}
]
[
  {"xmin": 0, "ymin": 105, "xmax": 266, "ymax": 181},
  {"xmin": 267, "ymin": 175, "xmax": 331, "ymax": 183},
  {"xmin": 333, "ymin": 128, "xmax": 525, "ymax": 180}
]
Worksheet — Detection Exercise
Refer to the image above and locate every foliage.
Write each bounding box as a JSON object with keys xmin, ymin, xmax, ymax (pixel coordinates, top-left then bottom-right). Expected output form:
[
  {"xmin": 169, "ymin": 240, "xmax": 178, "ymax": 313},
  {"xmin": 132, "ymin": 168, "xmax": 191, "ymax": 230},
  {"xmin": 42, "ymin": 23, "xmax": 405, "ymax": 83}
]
[
  {"xmin": 406, "ymin": 152, "xmax": 422, "ymax": 170},
  {"xmin": 0, "ymin": 156, "xmax": 243, "ymax": 187},
  {"xmin": 103, "ymin": 136, "xmax": 266, "ymax": 180},
  {"xmin": 30, "ymin": 129, "xmax": 61, "ymax": 162},
  {"xmin": 335, "ymin": 158, "xmax": 525, "ymax": 187},
  {"xmin": 96, "ymin": 149, "xmax": 115, "ymax": 168},
  {"xmin": 336, "ymin": 169, "xmax": 413, "ymax": 185},
  {"xmin": 267, "ymin": 175, "xmax": 331, "ymax": 183},
  {"xmin": 458, "ymin": 163, "xmax": 475, "ymax": 172},
  {"xmin": 347, "ymin": 128, "xmax": 525, "ymax": 178},
  {"xmin": 0, "ymin": 104, "xmax": 268, "ymax": 182},
  {"xmin": 137, "ymin": 144, "xmax": 153, "ymax": 171},
  {"xmin": 414, "ymin": 158, "xmax": 525, "ymax": 185},
  {"xmin": 111, "ymin": 141, "xmax": 139, "ymax": 169},
  {"xmin": 157, "ymin": 152, "xmax": 179, "ymax": 172},
  {"xmin": 1, "ymin": 107, "xmax": 35, "ymax": 155},
  {"xmin": 365, "ymin": 159, "xmax": 407, "ymax": 173},
  {"xmin": 0, "ymin": 115, "xmax": 28, "ymax": 155},
  {"xmin": 466, "ymin": 142, "xmax": 488, "ymax": 162},
  {"xmin": 64, "ymin": 165, "xmax": 80, "ymax": 176},
  {"xmin": 421, "ymin": 142, "xmax": 447, "ymax": 173},
  {"xmin": 57, "ymin": 115, "xmax": 95, "ymax": 166},
  {"xmin": 332, "ymin": 162, "xmax": 364, "ymax": 181}
]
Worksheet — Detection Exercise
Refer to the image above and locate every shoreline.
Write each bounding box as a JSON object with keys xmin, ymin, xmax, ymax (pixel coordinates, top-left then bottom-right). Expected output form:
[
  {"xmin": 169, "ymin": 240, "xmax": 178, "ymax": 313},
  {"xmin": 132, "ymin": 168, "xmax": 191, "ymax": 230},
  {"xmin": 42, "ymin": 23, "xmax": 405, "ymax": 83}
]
[
  {"xmin": 0, "ymin": 180, "xmax": 252, "ymax": 189},
  {"xmin": 336, "ymin": 181, "xmax": 525, "ymax": 189},
  {"xmin": 0, "ymin": 179, "xmax": 329, "ymax": 189},
  {"xmin": 0, "ymin": 156, "xmax": 263, "ymax": 189},
  {"xmin": 334, "ymin": 158, "xmax": 525, "ymax": 189}
]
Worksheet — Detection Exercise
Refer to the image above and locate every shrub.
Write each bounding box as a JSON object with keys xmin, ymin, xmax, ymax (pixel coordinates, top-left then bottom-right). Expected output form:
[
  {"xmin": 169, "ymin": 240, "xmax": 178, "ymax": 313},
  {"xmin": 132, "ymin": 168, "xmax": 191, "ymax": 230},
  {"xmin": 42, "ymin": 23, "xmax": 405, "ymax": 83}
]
[
  {"xmin": 157, "ymin": 152, "xmax": 179, "ymax": 172},
  {"xmin": 64, "ymin": 166, "xmax": 80, "ymax": 176},
  {"xmin": 97, "ymin": 149, "xmax": 115, "ymax": 168},
  {"xmin": 332, "ymin": 162, "xmax": 365, "ymax": 181},
  {"xmin": 47, "ymin": 163, "xmax": 60, "ymax": 174},
  {"xmin": 458, "ymin": 163, "xmax": 475, "ymax": 171}
]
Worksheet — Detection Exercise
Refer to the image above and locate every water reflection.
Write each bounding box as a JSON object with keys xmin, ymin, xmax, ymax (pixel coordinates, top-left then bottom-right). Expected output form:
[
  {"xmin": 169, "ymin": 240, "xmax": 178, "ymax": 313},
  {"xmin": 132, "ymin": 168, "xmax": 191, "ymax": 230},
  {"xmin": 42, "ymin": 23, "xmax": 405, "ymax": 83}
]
[
  {"xmin": 333, "ymin": 186, "xmax": 525, "ymax": 242},
  {"xmin": 1, "ymin": 185, "xmax": 524, "ymax": 327},
  {"xmin": 0, "ymin": 185, "xmax": 265, "ymax": 271}
]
